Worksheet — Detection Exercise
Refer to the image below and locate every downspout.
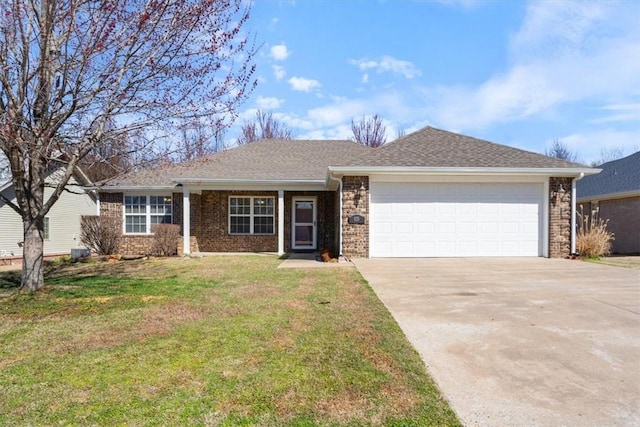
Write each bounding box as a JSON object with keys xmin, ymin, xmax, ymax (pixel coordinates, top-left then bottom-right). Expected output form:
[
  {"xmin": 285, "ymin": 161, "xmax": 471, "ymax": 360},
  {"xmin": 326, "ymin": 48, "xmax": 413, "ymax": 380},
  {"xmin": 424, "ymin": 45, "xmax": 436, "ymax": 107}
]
[
  {"xmin": 571, "ymin": 173, "xmax": 584, "ymax": 256},
  {"xmin": 328, "ymin": 172, "xmax": 343, "ymax": 258},
  {"xmin": 95, "ymin": 191, "xmax": 100, "ymax": 216}
]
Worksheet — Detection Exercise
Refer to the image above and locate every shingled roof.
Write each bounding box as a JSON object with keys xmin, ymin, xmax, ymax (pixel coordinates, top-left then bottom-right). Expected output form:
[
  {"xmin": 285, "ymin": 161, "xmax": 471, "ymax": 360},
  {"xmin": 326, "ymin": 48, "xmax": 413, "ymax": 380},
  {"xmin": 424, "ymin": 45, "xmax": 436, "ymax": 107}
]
[
  {"xmin": 346, "ymin": 126, "xmax": 587, "ymax": 169},
  {"xmin": 102, "ymin": 139, "xmax": 372, "ymax": 188},
  {"xmin": 577, "ymin": 151, "xmax": 640, "ymax": 200},
  {"xmin": 102, "ymin": 126, "xmax": 596, "ymax": 190}
]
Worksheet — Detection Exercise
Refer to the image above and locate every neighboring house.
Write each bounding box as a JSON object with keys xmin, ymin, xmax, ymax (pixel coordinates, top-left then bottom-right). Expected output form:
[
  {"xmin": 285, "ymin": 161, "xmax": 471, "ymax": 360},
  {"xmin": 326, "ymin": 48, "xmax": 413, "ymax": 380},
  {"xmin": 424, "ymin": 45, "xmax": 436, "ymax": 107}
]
[
  {"xmin": 98, "ymin": 126, "xmax": 597, "ymax": 259},
  {"xmin": 576, "ymin": 151, "xmax": 640, "ymax": 254},
  {"xmin": 0, "ymin": 166, "xmax": 98, "ymax": 260}
]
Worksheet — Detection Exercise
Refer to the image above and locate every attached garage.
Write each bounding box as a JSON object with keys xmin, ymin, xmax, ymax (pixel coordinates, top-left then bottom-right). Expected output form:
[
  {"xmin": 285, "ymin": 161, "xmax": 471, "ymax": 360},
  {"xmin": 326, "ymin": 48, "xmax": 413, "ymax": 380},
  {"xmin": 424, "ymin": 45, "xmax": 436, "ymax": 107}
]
[{"xmin": 369, "ymin": 181, "xmax": 545, "ymax": 257}]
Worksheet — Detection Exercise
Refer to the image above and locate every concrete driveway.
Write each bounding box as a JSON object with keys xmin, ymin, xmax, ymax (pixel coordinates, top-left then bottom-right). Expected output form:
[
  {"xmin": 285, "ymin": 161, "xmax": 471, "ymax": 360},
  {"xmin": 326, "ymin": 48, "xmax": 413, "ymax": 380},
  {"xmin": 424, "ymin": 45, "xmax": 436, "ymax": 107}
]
[{"xmin": 353, "ymin": 258, "xmax": 640, "ymax": 427}]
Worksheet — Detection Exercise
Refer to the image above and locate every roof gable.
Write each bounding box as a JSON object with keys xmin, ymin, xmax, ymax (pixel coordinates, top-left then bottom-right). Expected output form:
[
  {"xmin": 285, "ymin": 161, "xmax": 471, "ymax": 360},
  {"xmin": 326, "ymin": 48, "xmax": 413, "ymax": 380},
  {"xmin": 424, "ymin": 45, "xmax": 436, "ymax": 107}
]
[
  {"xmin": 577, "ymin": 151, "xmax": 640, "ymax": 199},
  {"xmin": 348, "ymin": 126, "xmax": 587, "ymax": 169}
]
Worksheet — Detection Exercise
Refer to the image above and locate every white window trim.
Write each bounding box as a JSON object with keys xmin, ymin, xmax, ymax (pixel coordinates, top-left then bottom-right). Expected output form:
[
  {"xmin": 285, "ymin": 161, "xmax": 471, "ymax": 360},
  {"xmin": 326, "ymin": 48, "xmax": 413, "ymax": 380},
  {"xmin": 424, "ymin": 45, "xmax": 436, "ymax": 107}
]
[
  {"xmin": 228, "ymin": 196, "xmax": 275, "ymax": 235},
  {"xmin": 123, "ymin": 194, "xmax": 173, "ymax": 235}
]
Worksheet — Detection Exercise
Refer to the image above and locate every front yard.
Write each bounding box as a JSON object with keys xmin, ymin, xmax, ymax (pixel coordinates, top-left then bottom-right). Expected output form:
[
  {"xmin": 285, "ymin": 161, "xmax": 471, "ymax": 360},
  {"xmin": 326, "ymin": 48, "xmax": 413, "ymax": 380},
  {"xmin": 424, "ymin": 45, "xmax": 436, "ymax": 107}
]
[{"xmin": 0, "ymin": 256, "xmax": 459, "ymax": 426}]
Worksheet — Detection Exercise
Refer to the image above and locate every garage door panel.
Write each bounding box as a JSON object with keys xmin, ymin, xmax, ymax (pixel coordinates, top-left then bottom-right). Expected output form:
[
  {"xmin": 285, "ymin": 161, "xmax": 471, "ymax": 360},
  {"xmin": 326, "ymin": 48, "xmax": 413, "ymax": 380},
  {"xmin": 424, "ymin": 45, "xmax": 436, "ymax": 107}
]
[{"xmin": 370, "ymin": 182, "xmax": 543, "ymax": 257}]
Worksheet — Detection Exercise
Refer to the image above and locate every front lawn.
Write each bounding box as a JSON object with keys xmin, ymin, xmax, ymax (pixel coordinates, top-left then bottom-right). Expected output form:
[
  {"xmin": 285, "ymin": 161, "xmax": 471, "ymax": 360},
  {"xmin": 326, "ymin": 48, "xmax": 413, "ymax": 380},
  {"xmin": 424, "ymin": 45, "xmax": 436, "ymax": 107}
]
[{"xmin": 0, "ymin": 256, "xmax": 459, "ymax": 426}]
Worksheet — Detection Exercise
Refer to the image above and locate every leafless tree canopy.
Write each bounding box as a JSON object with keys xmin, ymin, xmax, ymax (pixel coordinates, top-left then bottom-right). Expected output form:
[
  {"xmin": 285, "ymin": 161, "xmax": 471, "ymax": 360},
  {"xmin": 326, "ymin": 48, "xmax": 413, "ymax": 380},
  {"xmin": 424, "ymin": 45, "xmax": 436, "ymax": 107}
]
[
  {"xmin": 236, "ymin": 110, "xmax": 294, "ymax": 145},
  {"xmin": 590, "ymin": 146, "xmax": 630, "ymax": 166},
  {"xmin": 350, "ymin": 114, "xmax": 387, "ymax": 148},
  {"xmin": 0, "ymin": 0, "xmax": 257, "ymax": 290},
  {"xmin": 545, "ymin": 139, "xmax": 580, "ymax": 163}
]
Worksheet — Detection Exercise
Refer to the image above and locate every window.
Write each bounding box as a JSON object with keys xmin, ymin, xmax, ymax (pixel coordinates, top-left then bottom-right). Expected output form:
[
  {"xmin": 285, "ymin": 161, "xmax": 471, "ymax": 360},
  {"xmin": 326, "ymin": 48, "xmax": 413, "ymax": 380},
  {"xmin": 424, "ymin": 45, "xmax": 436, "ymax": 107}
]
[
  {"xmin": 229, "ymin": 196, "xmax": 274, "ymax": 235},
  {"xmin": 124, "ymin": 195, "xmax": 172, "ymax": 234},
  {"xmin": 43, "ymin": 217, "xmax": 50, "ymax": 240}
]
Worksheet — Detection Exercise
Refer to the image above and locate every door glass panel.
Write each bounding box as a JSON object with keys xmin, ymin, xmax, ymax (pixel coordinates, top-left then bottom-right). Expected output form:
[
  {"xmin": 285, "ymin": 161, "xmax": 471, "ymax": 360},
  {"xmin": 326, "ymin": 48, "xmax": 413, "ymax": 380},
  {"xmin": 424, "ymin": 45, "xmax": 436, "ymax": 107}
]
[
  {"xmin": 295, "ymin": 226, "xmax": 313, "ymax": 246},
  {"xmin": 295, "ymin": 201, "xmax": 313, "ymax": 223}
]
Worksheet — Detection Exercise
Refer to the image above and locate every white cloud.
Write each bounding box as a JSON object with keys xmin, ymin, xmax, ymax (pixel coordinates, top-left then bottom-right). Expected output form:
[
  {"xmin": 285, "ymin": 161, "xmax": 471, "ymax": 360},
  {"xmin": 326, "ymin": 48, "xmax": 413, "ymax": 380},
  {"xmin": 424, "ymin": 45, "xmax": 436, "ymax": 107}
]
[
  {"xmin": 592, "ymin": 102, "xmax": 640, "ymax": 124},
  {"xmin": 272, "ymin": 65, "xmax": 286, "ymax": 80},
  {"xmin": 361, "ymin": 74, "xmax": 369, "ymax": 84},
  {"xmin": 425, "ymin": 1, "xmax": 640, "ymax": 131},
  {"xmin": 433, "ymin": 0, "xmax": 485, "ymax": 9},
  {"xmin": 350, "ymin": 56, "xmax": 421, "ymax": 79},
  {"xmin": 256, "ymin": 96, "xmax": 284, "ymax": 110},
  {"xmin": 562, "ymin": 129, "xmax": 640, "ymax": 164},
  {"xmin": 288, "ymin": 76, "xmax": 321, "ymax": 92},
  {"xmin": 298, "ymin": 124, "xmax": 353, "ymax": 140},
  {"xmin": 270, "ymin": 44, "xmax": 290, "ymax": 60},
  {"xmin": 510, "ymin": 1, "xmax": 606, "ymax": 60}
]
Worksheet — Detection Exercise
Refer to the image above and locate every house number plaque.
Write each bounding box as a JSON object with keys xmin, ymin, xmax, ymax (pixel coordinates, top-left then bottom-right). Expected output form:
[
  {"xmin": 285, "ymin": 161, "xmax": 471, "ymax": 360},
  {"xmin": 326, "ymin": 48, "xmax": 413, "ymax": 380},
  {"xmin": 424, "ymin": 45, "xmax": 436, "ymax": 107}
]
[{"xmin": 348, "ymin": 214, "xmax": 365, "ymax": 225}]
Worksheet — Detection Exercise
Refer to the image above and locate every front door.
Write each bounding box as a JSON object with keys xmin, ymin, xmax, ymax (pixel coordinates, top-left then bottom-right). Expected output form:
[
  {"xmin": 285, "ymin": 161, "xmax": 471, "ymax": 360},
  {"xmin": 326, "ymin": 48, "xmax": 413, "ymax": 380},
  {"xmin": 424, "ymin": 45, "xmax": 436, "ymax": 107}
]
[{"xmin": 292, "ymin": 197, "xmax": 317, "ymax": 250}]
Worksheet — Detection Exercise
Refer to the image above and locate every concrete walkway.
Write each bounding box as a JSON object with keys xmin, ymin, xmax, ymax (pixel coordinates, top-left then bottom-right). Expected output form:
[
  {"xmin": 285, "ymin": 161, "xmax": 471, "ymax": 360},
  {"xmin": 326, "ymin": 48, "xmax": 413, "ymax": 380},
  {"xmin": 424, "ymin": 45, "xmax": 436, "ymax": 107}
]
[
  {"xmin": 354, "ymin": 257, "xmax": 640, "ymax": 427},
  {"xmin": 277, "ymin": 252, "xmax": 355, "ymax": 268}
]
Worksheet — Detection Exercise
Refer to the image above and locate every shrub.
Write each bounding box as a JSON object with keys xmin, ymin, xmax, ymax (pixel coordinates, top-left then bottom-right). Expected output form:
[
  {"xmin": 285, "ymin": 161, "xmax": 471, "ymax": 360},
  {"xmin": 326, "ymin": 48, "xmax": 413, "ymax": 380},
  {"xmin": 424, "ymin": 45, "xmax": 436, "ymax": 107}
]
[
  {"xmin": 150, "ymin": 224, "xmax": 180, "ymax": 257},
  {"xmin": 576, "ymin": 206, "xmax": 614, "ymax": 259},
  {"xmin": 80, "ymin": 216, "xmax": 121, "ymax": 255}
]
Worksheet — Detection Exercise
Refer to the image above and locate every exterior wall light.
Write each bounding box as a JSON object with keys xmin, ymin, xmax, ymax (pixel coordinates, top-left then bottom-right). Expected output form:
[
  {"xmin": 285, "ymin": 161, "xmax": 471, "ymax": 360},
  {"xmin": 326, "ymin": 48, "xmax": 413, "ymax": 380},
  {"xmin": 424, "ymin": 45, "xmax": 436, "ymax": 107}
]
[{"xmin": 551, "ymin": 184, "xmax": 567, "ymax": 202}]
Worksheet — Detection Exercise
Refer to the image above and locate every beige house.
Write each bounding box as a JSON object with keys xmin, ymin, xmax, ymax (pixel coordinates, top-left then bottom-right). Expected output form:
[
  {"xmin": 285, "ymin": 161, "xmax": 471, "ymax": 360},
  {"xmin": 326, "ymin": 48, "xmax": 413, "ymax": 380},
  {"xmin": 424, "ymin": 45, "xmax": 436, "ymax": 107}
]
[
  {"xmin": 577, "ymin": 151, "xmax": 640, "ymax": 255},
  {"xmin": 0, "ymin": 168, "xmax": 97, "ymax": 261},
  {"xmin": 99, "ymin": 126, "xmax": 598, "ymax": 259}
]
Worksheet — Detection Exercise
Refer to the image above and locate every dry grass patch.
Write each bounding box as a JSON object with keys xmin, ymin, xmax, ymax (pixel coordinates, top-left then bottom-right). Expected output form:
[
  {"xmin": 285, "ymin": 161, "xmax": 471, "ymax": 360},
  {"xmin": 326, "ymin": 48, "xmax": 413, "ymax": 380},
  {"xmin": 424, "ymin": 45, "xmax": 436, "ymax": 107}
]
[{"xmin": 0, "ymin": 256, "xmax": 460, "ymax": 426}]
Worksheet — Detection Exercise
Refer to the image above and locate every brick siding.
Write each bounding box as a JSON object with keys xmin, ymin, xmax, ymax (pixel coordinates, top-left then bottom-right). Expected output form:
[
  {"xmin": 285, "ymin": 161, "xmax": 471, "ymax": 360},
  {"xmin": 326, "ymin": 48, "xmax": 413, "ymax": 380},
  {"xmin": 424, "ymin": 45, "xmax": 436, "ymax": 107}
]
[
  {"xmin": 579, "ymin": 197, "xmax": 640, "ymax": 255},
  {"xmin": 341, "ymin": 176, "xmax": 369, "ymax": 258},
  {"xmin": 549, "ymin": 177, "xmax": 573, "ymax": 258},
  {"xmin": 99, "ymin": 192, "xmax": 187, "ymax": 255},
  {"xmin": 100, "ymin": 190, "xmax": 338, "ymax": 255}
]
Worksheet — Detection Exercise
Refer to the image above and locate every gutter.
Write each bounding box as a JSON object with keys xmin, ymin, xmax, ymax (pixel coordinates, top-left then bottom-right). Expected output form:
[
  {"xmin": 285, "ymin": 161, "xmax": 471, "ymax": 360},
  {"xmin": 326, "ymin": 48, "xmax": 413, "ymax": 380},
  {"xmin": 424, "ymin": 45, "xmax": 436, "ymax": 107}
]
[
  {"xmin": 571, "ymin": 173, "xmax": 585, "ymax": 256},
  {"xmin": 95, "ymin": 185, "xmax": 177, "ymax": 192},
  {"xmin": 576, "ymin": 189, "xmax": 640, "ymax": 203},
  {"xmin": 173, "ymin": 178, "xmax": 325, "ymax": 186},
  {"xmin": 328, "ymin": 166, "xmax": 599, "ymax": 177}
]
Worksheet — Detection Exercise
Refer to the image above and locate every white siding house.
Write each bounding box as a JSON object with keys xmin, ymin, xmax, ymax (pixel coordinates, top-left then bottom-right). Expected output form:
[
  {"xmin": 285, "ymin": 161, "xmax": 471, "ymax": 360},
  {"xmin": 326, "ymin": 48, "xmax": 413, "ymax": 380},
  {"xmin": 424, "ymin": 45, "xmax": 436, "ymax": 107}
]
[{"xmin": 0, "ymin": 171, "xmax": 97, "ymax": 259}]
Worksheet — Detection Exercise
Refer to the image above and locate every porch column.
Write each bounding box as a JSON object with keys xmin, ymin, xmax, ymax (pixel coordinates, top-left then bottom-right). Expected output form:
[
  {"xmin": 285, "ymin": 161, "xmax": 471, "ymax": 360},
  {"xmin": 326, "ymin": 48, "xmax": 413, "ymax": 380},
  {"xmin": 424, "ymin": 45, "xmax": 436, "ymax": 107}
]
[
  {"xmin": 182, "ymin": 187, "xmax": 191, "ymax": 255},
  {"xmin": 278, "ymin": 190, "xmax": 285, "ymax": 255}
]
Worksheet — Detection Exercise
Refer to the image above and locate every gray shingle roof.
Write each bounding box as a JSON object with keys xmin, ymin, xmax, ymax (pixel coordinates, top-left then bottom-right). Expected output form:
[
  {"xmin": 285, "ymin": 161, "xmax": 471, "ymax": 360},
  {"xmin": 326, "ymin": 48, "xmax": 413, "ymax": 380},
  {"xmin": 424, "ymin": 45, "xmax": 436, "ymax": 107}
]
[
  {"xmin": 103, "ymin": 127, "xmax": 595, "ymax": 189},
  {"xmin": 577, "ymin": 151, "xmax": 640, "ymax": 199},
  {"xmin": 103, "ymin": 139, "xmax": 373, "ymax": 187},
  {"xmin": 347, "ymin": 126, "xmax": 587, "ymax": 168}
]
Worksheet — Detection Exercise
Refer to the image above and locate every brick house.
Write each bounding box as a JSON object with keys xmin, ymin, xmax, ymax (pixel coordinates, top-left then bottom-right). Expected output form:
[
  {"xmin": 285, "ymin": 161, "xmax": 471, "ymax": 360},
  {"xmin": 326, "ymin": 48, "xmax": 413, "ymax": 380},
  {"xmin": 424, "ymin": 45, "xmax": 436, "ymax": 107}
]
[
  {"xmin": 577, "ymin": 151, "xmax": 640, "ymax": 254},
  {"xmin": 98, "ymin": 126, "xmax": 597, "ymax": 259}
]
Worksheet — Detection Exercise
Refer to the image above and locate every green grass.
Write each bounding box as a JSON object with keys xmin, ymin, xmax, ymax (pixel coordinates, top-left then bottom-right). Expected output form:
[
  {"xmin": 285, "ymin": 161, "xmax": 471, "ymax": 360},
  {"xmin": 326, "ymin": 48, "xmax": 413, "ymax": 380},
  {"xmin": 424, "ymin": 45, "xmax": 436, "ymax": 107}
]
[{"xmin": 0, "ymin": 256, "xmax": 460, "ymax": 426}]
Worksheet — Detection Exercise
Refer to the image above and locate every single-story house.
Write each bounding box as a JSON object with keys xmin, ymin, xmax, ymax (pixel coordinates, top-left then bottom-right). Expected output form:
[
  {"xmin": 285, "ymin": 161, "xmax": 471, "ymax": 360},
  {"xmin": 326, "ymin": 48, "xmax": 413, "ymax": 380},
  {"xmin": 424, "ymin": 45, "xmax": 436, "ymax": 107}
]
[
  {"xmin": 0, "ymin": 165, "xmax": 98, "ymax": 261},
  {"xmin": 98, "ymin": 126, "xmax": 598, "ymax": 259},
  {"xmin": 576, "ymin": 151, "xmax": 640, "ymax": 254}
]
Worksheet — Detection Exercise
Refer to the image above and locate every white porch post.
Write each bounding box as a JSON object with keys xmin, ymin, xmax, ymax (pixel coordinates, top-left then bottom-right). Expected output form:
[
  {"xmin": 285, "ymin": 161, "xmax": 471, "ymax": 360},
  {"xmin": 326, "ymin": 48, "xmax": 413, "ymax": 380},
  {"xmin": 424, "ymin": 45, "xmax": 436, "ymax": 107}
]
[
  {"xmin": 182, "ymin": 187, "xmax": 191, "ymax": 255},
  {"xmin": 278, "ymin": 190, "xmax": 285, "ymax": 255}
]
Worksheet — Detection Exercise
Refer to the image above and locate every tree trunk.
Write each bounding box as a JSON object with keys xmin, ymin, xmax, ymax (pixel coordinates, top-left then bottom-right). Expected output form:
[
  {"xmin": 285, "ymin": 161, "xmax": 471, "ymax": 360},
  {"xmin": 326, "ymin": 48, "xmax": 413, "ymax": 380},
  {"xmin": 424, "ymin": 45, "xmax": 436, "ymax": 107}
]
[{"xmin": 21, "ymin": 218, "xmax": 45, "ymax": 291}]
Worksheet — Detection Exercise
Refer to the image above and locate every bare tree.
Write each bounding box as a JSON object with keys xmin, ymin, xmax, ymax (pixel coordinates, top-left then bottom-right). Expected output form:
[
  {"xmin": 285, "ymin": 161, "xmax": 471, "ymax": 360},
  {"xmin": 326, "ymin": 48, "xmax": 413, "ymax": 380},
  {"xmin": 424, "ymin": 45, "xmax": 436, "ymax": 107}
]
[
  {"xmin": 350, "ymin": 114, "xmax": 387, "ymax": 148},
  {"xmin": 0, "ymin": 152, "xmax": 9, "ymax": 181},
  {"xmin": 590, "ymin": 146, "xmax": 631, "ymax": 166},
  {"xmin": 395, "ymin": 127, "xmax": 407, "ymax": 140},
  {"xmin": 173, "ymin": 121, "xmax": 226, "ymax": 163},
  {"xmin": 77, "ymin": 120, "xmax": 136, "ymax": 182},
  {"xmin": 236, "ymin": 110, "xmax": 294, "ymax": 145},
  {"xmin": 0, "ymin": 0, "xmax": 257, "ymax": 291},
  {"xmin": 545, "ymin": 139, "xmax": 580, "ymax": 163}
]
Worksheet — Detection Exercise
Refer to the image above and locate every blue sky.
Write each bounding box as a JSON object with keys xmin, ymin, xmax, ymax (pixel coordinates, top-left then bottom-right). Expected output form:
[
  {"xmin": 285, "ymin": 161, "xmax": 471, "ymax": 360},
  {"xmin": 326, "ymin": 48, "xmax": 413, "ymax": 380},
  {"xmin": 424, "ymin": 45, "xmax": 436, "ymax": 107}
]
[{"xmin": 228, "ymin": 0, "xmax": 640, "ymax": 164}]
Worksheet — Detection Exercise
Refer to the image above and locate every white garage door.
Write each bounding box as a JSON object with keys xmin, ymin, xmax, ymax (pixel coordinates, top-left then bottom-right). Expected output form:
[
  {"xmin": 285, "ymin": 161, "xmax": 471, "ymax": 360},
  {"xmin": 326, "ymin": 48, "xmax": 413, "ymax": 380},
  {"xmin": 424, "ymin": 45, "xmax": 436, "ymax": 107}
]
[{"xmin": 370, "ymin": 182, "xmax": 543, "ymax": 257}]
